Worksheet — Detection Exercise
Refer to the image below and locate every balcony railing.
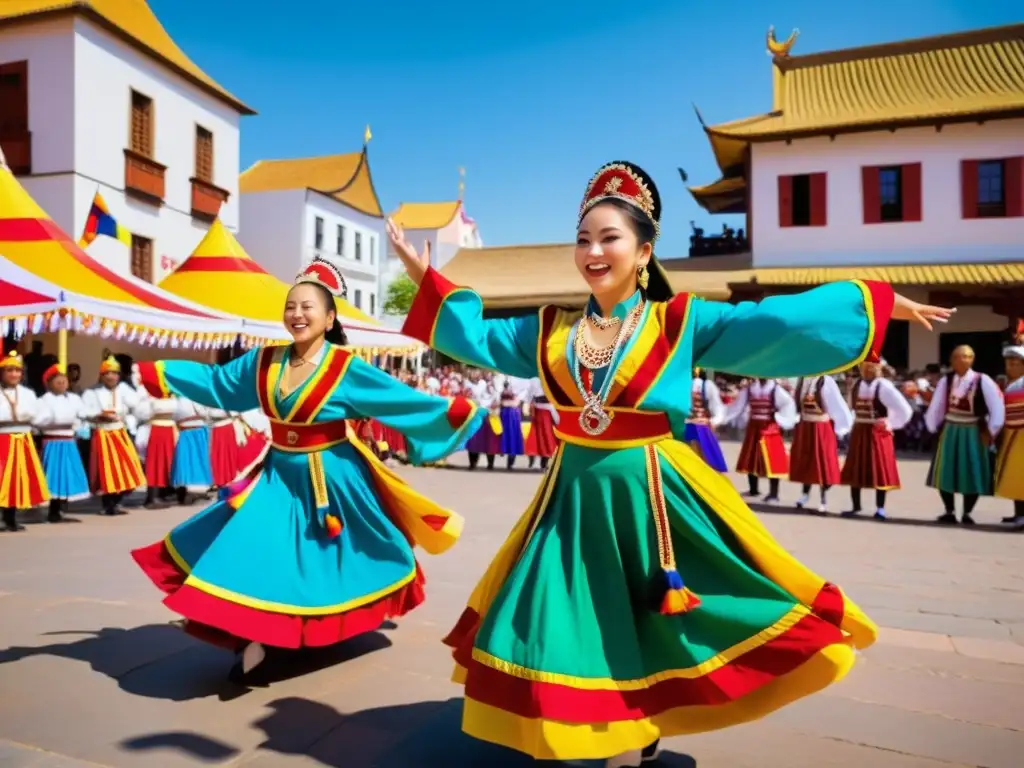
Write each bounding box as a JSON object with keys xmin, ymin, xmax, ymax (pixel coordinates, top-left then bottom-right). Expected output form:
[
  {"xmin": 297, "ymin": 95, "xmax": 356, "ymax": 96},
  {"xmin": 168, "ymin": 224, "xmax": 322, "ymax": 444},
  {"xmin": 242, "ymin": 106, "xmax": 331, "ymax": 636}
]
[
  {"xmin": 0, "ymin": 132, "xmax": 31, "ymax": 175},
  {"xmin": 190, "ymin": 177, "xmax": 230, "ymax": 222},
  {"xmin": 688, "ymin": 223, "xmax": 749, "ymax": 258},
  {"xmin": 124, "ymin": 148, "xmax": 166, "ymax": 205}
]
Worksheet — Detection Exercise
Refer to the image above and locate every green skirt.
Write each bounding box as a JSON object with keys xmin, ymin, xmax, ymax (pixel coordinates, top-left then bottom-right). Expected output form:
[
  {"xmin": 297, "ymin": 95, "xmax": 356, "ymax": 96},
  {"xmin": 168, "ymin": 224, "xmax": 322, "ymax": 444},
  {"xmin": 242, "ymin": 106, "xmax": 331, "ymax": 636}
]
[
  {"xmin": 445, "ymin": 439, "xmax": 877, "ymax": 760},
  {"xmin": 926, "ymin": 422, "xmax": 993, "ymax": 496}
]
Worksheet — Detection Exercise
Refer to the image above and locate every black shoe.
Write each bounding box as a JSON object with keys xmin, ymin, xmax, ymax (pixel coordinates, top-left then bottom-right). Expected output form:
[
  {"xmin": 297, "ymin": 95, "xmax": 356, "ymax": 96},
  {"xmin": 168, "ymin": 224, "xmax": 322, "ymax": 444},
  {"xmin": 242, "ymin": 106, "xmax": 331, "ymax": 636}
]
[
  {"xmin": 960, "ymin": 514, "xmax": 976, "ymax": 526},
  {"xmin": 936, "ymin": 512, "xmax": 957, "ymax": 524},
  {"xmin": 1001, "ymin": 515, "xmax": 1022, "ymax": 524},
  {"xmin": 873, "ymin": 510, "xmax": 887, "ymax": 521},
  {"xmin": 642, "ymin": 739, "xmax": 661, "ymax": 762},
  {"xmin": 840, "ymin": 509, "xmax": 861, "ymax": 518}
]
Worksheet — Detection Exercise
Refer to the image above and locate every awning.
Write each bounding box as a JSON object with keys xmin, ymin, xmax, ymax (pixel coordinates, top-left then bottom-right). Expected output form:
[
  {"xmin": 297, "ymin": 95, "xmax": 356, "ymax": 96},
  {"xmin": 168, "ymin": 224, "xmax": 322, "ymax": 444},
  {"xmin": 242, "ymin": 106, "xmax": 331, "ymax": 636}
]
[
  {"xmin": 160, "ymin": 219, "xmax": 422, "ymax": 351},
  {"xmin": 0, "ymin": 165, "xmax": 243, "ymax": 347},
  {"xmin": 747, "ymin": 262, "xmax": 1024, "ymax": 286},
  {"xmin": 0, "ymin": 273, "xmax": 57, "ymax": 337}
]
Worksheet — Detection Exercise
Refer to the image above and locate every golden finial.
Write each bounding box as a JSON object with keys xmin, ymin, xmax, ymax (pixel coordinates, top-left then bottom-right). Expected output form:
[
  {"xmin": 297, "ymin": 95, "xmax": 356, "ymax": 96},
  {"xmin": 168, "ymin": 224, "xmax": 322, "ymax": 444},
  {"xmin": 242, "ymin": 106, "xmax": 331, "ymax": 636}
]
[
  {"xmin": 458, "ymin": 166, "xmax": 465, "ymax": 200},
  {"xmin": 364, "ymin": 124, "xmax": 372, "ymax": 145},
  {"xmin": 767, "ymin": 25, "xmax": 799, "ymax": 59}
]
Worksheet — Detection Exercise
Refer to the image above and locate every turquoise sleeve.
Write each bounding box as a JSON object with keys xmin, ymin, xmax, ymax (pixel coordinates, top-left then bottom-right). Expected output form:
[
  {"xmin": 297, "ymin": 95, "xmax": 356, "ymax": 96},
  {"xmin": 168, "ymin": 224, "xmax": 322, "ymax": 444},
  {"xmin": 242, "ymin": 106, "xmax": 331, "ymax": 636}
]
[
  {"xmin": 401, "ymin": 267, "xmax": 539, "ymax": 378},
  {"xmin": 335, "ymin": 356, "xmax": 486, "ymax": 465},
  {"xmin": 690, "ymin": 280, "xmax": 894, "ymax": 377},
  {"xmin": 140, "ymin": 350, "xmax": 261, "ymax": 412}
]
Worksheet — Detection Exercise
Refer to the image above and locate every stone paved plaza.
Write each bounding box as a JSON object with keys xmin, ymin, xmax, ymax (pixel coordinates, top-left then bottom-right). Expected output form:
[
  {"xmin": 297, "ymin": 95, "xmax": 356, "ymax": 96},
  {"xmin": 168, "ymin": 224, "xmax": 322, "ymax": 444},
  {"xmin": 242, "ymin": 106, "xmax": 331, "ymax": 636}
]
[{"xmin": 1, "ymin": 443, "xmax": 1022, "ymax": 767}]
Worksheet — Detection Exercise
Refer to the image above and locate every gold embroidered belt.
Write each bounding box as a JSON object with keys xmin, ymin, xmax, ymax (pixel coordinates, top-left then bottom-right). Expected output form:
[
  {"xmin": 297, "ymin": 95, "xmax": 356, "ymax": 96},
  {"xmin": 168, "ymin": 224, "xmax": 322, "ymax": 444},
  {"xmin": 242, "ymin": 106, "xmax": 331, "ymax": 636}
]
[
  {"xmin": 800, "ymin": 413, "xmax": 830, "ymax": 423},
  {"xmin": 269, "ymin": 419, "xmax": 350, "ymax": 537},
  {"xmin": 944, "ymin": 412, "xmax": 980, "ymax": 425},
  {"xmin": 554, "ymin": 407, "xmax": 672, "ymax": 449}
]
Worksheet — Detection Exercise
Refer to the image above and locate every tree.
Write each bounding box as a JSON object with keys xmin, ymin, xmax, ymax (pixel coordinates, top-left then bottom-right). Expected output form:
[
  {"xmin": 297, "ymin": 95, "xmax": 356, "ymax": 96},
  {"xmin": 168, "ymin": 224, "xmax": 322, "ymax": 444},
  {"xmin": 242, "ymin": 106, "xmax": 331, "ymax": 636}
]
[{"xmin": 382, "ymin": 274, "xmax": 418, "ymax": 316}]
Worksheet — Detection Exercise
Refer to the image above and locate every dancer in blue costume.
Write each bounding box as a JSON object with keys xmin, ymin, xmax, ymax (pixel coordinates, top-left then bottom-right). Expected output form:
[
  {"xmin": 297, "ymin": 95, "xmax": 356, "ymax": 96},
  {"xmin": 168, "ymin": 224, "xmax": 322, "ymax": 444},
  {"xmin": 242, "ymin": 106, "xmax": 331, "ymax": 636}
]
[
  {"xmin": 170, "ymin": 397, "xmax": 214, "ymax": 501},
  {"xmin": 132, "ymin": 257, "xmax": 484, "ymax": 682}
]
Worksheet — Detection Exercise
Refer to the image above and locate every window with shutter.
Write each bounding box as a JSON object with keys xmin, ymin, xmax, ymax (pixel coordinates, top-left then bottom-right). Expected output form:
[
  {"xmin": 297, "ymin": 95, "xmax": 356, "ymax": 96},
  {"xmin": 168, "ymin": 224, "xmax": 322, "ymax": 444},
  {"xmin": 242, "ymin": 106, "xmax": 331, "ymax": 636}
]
[
  {"xmin": 194, "ymin": 126, "xmax": 213, "ymax": 182},
  {"xmin": 336, "ymin": 224, "xmax": 345, "ymax": 256},
  {"xmin": 314, "ymin": 217, "xmax": 324, "ymax": 250},
  {"xmin": 808, "ymin": 172, "xmax": 827, "ymax": 226},
  {"xmin": 355, "ymin": 232, "xmax": 362, "ymax": 261},
  {"xmin": 879, "ymin": 167, "xmax": 902, "ymax": 222},
  {"xmin": 777, "ymin": 175, "xmax": 793, "ymax": 227},
  {"xmin": 353, "ymin": 289, "xmax": 362, "ymax": 310},
  {"xmin": 902, "ymin": 163, "xmax": 922, "ymax": 222},
  {"xmin": 862, "ymin": 166, "xmax": 881, "ymax": 224},
  {"xmin": 130, "ymin": 90, "xmax": 153, "ymax": 157},
  {"xmin": 961, "ymin": 159, "xmax": 979, "ymax": 219},
  {"xmin": 977, "ymin": 160, "xmax": 1006, "ymax": 217},
  {"xmin": 962, "ymin": 157, "xmax": 1023, "ymax": 219},
  {"xmin": 0, "ymin": 61, "xmax": 28, "ymax": 135},
  {"xmin": 130, "ymin": 235, "xmax": 153, "ymax": 282}
]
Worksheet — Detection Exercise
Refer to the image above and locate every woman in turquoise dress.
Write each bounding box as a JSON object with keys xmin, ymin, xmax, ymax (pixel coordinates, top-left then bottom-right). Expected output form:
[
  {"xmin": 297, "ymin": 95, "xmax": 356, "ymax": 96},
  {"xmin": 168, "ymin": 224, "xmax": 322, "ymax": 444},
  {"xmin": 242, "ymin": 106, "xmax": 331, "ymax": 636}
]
[
  {"xmin": 387, "ymin": 161, "xmax": 952, "ymax": 767},
  {"xmin": 131, "ymin": 257, "xmax": 484, "ymax": 682}
]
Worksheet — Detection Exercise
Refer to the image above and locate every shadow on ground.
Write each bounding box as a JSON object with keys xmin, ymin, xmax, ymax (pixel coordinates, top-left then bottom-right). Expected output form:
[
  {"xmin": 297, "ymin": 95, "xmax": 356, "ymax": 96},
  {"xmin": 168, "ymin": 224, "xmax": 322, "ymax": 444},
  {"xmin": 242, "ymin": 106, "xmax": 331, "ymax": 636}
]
[
  {"xmin": 748, "ymin": 501, "xmax": 1013, "ymax": 533},
  {"xmin": 0, "ymin": 624, "xmax": 392, "ymax": 702},
  {"xmin": 121, "ymin": 696, "xmax": 698, "ymax": 766}
]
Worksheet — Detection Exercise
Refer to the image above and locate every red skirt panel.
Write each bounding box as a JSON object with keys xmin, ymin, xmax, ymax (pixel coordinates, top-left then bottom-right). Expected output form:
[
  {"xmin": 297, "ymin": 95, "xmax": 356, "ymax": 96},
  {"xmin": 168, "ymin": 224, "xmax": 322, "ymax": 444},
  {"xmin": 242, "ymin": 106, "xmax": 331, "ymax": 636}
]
[
  {"xmin": 0, "ymin": 433, "xmax": 49, "ymax": 508},
  {"xmin": 236, "ymin": 431, "xmax": 269, "ymax": 473},
  {"xmin": 210, "ymin": 423, "xmax": 241, "ymax": 487},
  {"xmin": 736, "ymin": 421, "xmax": 789, "ymax": 477},
  {"xmin": 131, "ymin": 539, "xmax": 426, "ymax": 651},
  {"xmin": 840, "ymin": 423, "xmax": 900, "ymax": 490},
  {"xmin": 531, "ymin": 409, "xmax": 558, "ymax": 458},
  {"xmin": 145, "ymin": 424, "xmax": 176, "ymax": 488},
  {"xmin": 378, "ymin": 422, "xmax": 407, "ymax": 455},
  {"xmin": 788, "ymin": 420, "xmax": 841, "ymax": 486}
]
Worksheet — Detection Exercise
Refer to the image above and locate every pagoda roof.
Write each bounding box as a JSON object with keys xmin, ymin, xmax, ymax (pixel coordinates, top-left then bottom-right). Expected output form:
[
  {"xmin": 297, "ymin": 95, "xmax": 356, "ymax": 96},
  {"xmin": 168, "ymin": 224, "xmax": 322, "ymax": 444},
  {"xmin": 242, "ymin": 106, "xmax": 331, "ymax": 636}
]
[
  {"xmin": 391, "ymin": 201, "xmax": 462, "ymax": 230},
  {"xmin": 0, "ymin": 0, "xmax": 254, "ymax": 115},
  {"xmin": 239, "ymin": 150, "xmax": 383, "ymax": 217}
]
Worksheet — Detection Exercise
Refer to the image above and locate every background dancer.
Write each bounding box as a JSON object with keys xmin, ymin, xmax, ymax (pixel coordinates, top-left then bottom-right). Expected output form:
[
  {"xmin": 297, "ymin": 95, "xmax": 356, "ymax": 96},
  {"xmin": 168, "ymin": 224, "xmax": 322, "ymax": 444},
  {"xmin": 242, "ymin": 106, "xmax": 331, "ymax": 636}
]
[
  {"xmin": 82, "ymin": 357, "xmax": 143, "ymax": 517},
  {"xmin": 497, "ymin": 379, "xmax": 524, "ymax": 470},
  {"xmin": 206, "ymin": 406, "xmax": 242, "ymax": 489},
  {"xmin": 996, "ymin": 334, "xmax": 1024, "ymax": 528},
  {"xmin": 0, "ymin": 352, "xmax": 48, "ymax": 532},
  {"xmin": 131, "ymin": 257, "xmax": 484, "ymax": 684},
  {"xmin": 526, "ymin": 376, "xmax": 558, "ymax": 471},
  {"xmin": 465, "ymin": 381, "xmax": 500, "ymax": 470},
  {"xmin": 35, "ymin": 364, "xmax": 89, "ymax": 523},
  {"xmin": 388, "ymin": 160, "xmax": 951, "ymax": 768},
  {"xmin": 839, "ymin": 361, "xmax": 913, "ymax": 520},
  {"xmin": 789, "ymin": 375, "xmax": 852, "ymax": 514},
  {"xmin": 924, "ymin": 345, "xmax": 1004, "ymax": 525},
  {"xmin": 727, "ymin": 377, "xmax": 797, "ymax": 504},
  {"xmin": 135, "ymin": 392, "xmax": 177, "ymax": 509},
  {"xmin": 684, "ymin": 368, "xmax": 727, "ymax": 472},
  {"xmin": 171, "ymin": 397, "xmax": 213, "ymax": 505}
]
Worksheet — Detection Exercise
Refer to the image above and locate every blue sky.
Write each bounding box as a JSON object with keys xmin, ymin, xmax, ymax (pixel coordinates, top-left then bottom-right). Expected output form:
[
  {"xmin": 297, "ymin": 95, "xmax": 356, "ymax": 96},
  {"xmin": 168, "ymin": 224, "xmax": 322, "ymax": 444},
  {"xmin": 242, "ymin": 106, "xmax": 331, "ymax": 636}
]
[{"xmin": 153, "ymin": 0, "xmax": 1021, "ymax": 259}]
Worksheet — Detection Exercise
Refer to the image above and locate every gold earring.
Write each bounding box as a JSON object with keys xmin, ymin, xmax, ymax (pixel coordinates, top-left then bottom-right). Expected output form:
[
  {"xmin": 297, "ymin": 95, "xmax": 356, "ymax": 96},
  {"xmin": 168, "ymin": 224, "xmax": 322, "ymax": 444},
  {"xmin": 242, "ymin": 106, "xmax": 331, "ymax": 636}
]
[{"xmin": 637, "ymin": 264, "xmax": 650, "ymax": 291}]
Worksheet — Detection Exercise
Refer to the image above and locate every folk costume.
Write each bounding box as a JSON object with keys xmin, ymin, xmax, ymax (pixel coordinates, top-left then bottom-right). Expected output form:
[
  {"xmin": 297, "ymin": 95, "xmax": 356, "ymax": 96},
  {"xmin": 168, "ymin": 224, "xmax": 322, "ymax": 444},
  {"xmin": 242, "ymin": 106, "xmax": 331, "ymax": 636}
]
[
  {"xmin": 35, "ymin": 364, "xmax": 90, "ymax": 522},
  {"xmin": 82, "ymin": 357, "xmax": 144, "ymax": 515},
  {"xmin": 235, "ymin": 408, "xmax": 270, "ymax": 472},
  {"xmin": 207, "ymin": 407, "xmax": 243, "ymax": 487},
  {"xmin": 0, "ymin": 352, "xmax": 49, "ymax": 532},
  {"xmin": 498, "ymin": 380, "xmax": 525, "ymax": 469},
  {"xmin": 135, "ymin": 393, "xmax": 178, "ymax": 508},
  {"xmin": 526, "ymin": 377, "xmax": 558, "ymax": 470},
  {"xmin": 683, "ymin": 370, "xmax": 727, "ymax": 473},
  {"xmin": 401, "ymin": 161, "xmax": 890, "ymax": 764},
  {"xmin": 996, "ymin": 341, "xmax": 1024, "ymax": 528},
  {"xmin": 131, "ymin": 257, "xmax": 485, "ymax": 675},
  {"xmin": 788, "ymin": 376, "xmax": 853, "ymax": 513},
  {"xmin": 171, "ymin": 398, "xmax": 213, "ymax": 498},
  {"xmin": 839, "ymin": 374, "xmax": 913, "ymax": 520},
  {"xmin": 465, "ymin": 384, "xmax": 501, "ymax": 470},
  {"xmin": 924, "ymin": 368, "xmax": 1004, "ymax": 524},
  {"xmin": 727, "ymin": 378, "xmax": 798, "ymax": 503}
]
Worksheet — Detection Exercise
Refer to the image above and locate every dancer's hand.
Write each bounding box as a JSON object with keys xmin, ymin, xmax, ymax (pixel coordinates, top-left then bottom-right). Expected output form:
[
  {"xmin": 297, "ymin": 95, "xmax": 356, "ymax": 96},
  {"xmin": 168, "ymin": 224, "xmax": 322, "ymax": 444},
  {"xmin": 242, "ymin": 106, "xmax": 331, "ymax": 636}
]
[
  {"xmin": 892, "ymin": 293, "xmax": 955, "ymax": 331},
  {"xmin": 385, "ymin": 218, "xmax": 429, "ymax": 285}
]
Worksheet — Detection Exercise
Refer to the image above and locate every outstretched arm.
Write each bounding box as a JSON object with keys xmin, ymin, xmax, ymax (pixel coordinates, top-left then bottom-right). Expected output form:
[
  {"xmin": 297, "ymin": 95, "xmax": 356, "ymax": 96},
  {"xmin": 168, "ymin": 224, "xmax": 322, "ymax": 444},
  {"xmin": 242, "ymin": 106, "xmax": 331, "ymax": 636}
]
[
  {"xmin": 136, "ymin": 350, "xmax": 261, "ymax": 413},
  {"xmin": 334, "ymin": 356, "xmax": 485, "ymax": 465}
]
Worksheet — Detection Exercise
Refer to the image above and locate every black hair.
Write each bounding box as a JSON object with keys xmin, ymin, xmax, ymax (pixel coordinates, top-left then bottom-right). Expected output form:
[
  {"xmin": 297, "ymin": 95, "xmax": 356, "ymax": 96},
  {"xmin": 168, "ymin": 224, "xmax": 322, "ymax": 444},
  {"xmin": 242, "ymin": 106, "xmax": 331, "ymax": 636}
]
[
  {"xmin": 306, "ymin": 282, "xmax": 349, "ymax": 346},
  {"xmin": 593, "ymin": 197, "xmax": 674, "ymax": 303}
]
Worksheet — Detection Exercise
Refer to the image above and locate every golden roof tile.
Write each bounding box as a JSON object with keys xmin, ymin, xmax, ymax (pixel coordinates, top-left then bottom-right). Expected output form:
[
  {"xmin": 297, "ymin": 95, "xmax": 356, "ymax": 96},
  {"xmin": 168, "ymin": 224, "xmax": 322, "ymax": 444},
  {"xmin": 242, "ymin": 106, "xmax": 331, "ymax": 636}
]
[
  {"xmin": 751, "ymin": 262, "xmax": 1024, "ymax": 286},
  {"xmin": 687, "ymin": 176, "xmax": 747, "ymax": 214},
  {"xmin": 239, "ymin": 151, "xmax": 383, "ymax": 217},
  {"xmin": 440, "ymin": 244, "xmax": 733, "ymax": 308},
  {"xmin": 391, "ymin": 201, "xmax": 461, "ymax": 230},
  {"xmin": 0, "ymin": 0, "xmax": 254, "ymax": 114},
  {"xmin": 707, "ymin": 23, "xmax": 1024, "ymax": 141}
]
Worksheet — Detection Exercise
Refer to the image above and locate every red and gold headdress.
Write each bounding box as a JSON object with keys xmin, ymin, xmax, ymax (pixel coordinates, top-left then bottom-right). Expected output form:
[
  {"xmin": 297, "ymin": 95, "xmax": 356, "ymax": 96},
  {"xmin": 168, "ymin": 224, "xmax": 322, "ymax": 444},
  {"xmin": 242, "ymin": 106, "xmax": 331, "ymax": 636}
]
[
  {"xmin": 578, "ymin": 161, "xmax": 661, "ymax": 239},
  {"xmin": 295, "ymin": 257, "xmax": 348, "ymax": 300},
  {"xmin": 42, "ymin": 363, "xmax": 66, "ymax": 385},
  {"xmin": 99, "ymin": 355, "xmax": 121, "ymax": 374},
  {"xmin": 0, "ymin": 351, "xmax": 23, "ymax": 370}
]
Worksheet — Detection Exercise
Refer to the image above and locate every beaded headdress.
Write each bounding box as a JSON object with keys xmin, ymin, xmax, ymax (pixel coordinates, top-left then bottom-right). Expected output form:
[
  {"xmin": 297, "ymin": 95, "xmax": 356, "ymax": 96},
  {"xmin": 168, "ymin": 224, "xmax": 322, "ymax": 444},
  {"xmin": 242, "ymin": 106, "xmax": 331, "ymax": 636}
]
[
  {"xmin": 578, "ymin": 161, "xmax": 661, "ymax": 239},
  {"xmin": 0, "ymin": 351, "xmax": 23, "ymax": 370},
  {"xmin": 295, "ymin": 257, "xmax": 348, "ymax": 300}
]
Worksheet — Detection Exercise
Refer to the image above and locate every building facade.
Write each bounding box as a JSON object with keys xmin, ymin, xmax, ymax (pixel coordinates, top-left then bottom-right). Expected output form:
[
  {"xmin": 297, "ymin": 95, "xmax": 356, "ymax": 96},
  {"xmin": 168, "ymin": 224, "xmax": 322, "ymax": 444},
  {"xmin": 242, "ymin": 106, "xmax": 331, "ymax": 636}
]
[
  {"xmin": 0, "ymin": 1, "xmax": 252, "ymax": 285},
  {"xmin": 688, "ymin": 23, "xmax": 1024, "ymax": 373},
  {"xmin": 238, "ymin": 149, "xmax": 385, "ymax": 318}
]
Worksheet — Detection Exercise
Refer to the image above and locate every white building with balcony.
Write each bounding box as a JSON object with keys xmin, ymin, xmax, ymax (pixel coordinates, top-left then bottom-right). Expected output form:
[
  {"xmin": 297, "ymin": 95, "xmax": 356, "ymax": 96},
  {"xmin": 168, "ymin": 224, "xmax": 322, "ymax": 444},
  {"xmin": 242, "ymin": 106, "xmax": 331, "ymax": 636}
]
[
  {"xmin": 686, "ymin": 23, "xmax": 1024, "ymax": 373},
  {"xmin": 238, "ymin": 149, "xmax": 384, "ymax": 318},
  {"xmin": 0, "ymin": 0, "xmax": 252, "ymax": 284}
]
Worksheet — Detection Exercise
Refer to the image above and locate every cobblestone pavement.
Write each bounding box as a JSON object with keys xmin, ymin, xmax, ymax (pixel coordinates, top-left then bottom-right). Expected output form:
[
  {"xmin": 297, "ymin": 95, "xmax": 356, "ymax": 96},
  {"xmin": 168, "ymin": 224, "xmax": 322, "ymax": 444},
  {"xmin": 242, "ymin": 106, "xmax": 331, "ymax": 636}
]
[{"xmin": 0, "ymin": 443, "xmax": 1021, "ymax": 767}]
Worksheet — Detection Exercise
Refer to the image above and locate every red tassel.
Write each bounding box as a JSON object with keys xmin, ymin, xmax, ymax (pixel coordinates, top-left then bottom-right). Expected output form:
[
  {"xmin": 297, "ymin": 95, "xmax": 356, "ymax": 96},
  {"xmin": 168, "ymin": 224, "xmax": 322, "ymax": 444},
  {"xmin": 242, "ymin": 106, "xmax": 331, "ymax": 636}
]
[
  {"xmin": 324, "ymin": 514, "xmax": 343, "ymax": 538},
  {"xmin": 660, "ymin": 587, "xmax": 701, "ymax": 615}
]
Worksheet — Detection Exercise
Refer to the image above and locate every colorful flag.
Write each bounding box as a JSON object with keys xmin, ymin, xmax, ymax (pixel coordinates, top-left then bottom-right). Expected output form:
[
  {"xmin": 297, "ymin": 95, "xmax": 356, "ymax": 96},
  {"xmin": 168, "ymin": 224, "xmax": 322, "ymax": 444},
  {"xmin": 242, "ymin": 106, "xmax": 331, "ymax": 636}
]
[{"xmin": 79, "ymin": 192, "xmax": 131, "ymax": 248}]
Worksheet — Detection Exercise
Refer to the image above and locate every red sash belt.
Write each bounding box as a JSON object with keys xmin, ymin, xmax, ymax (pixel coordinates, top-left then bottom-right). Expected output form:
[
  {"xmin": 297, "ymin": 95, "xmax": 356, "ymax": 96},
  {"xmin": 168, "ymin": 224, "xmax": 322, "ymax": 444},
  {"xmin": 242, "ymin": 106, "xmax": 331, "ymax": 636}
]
[
  {"xmin": 555, "ymin": 408, "xmax": 672, "ymax": 449},
  {"xmin": 270, "ymin": 419, "xmax": 350, "ymax": 453}
]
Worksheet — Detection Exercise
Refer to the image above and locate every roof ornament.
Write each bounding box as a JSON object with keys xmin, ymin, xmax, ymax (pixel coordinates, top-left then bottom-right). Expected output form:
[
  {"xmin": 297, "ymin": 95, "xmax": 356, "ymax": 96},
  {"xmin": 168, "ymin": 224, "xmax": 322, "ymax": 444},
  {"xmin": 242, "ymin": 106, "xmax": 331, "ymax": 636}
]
[
  {"xmin": 458, "ymin": 166, "xmax": 465, "ymax": 200},
  {"xmin": 364, "ymin": 124, "xmax": 372, "ymax": 145},
  {"xmin": 767, "ymin": 25, "xmax": 799, "ymax": 59}
]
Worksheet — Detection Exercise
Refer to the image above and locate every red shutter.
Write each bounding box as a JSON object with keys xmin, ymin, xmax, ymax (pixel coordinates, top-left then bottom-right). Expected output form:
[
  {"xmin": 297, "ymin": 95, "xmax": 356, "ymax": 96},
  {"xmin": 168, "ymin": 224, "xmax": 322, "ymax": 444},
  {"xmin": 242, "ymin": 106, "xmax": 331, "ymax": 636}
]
[
  {"xmin": 902, "ymin": 162, "xmax": 922, "ymax": 222},
  {"xmin": 809, "ymin": 172, "xmax": 827, "ymax": 226},
  {"xmin": 961, "ymin": 159, "xmax": 979, "ymax": 219},
  {"xmin": 862, "ymin": 166, "xmax": 881, "ymax": 224},
  {"xmin": 1006, "ymin": 156, "xmax": 1024, "ymax": 218},
  {"xmin": 778, "ymin": 175, "xmax": 793, "ymax": 227}
]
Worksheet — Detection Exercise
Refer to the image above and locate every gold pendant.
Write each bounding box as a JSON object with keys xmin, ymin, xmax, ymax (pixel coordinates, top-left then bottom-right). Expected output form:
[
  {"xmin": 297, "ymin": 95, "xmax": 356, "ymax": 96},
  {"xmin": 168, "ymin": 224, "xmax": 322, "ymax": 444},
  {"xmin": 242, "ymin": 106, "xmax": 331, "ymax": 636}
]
[{"xmin": 579, "ymin": 399, "xmax": 613, "ymax": 436}]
